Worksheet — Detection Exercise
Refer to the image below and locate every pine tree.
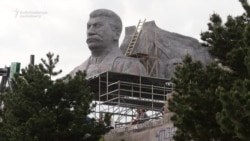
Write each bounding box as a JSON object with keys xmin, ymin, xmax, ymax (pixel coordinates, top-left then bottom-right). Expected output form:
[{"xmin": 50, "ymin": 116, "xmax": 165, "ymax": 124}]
[
  {"xmin": 216, "ymin": 78, "xmax": 250, "ymax": 140},
  {"xmin": 201, "ymin": 14, "xmax": 246, "ymax": 78},
  {"xmin": 169, "ymin": 0, "xmax": 250, "ymax": 140},
  {"xmin": 0, "ymin": 52, "xmax": 108, "ymax": 141},
  {"xmin": 169, "ymin": 56, "xmax": 235, "ymax": 141},
  {"xmin": 216, "ymin": 1, "xmax": 250, "ymax": 140}
]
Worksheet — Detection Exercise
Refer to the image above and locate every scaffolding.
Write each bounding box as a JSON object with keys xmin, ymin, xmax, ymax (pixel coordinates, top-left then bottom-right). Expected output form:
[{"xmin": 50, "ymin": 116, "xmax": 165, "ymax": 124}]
[
  {"xmin": 125, "ymin": 20, "xmax": 159, "ymax": 77},
  {"xmin": 88, "ymin": 71, "xmax": 173, "ymax": 126},
  {"xmin": 125, "ymin": 19, "xmax": 146, "ymax": 56},
  {"xmin": 131, "ymin": 29, "xmax": 159, "ymax": 77}
]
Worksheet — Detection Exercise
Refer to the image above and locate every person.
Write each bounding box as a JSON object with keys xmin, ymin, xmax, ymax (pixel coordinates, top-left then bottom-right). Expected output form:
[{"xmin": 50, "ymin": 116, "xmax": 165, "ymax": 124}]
[
  {"xmin": 131, "ymin": 108, "xmax": 142, "ymax": 125},
  {"xmin": 160, "ymin": 105, "xmax": 165, "ymax": 116},
  {"xmin": 70, "ymin": 9, "xmax": 147, "ymax": 78},
  {"xmin": 141, "ymin": 109, "xmax": 148, "ymax": 120},
  {"xmin": 131, "ymin": 108, "xmax": 148, "ymax": 125},
  {"xmin": 109, "ymin": 116, "xmax": 115, "ymax": 129}
]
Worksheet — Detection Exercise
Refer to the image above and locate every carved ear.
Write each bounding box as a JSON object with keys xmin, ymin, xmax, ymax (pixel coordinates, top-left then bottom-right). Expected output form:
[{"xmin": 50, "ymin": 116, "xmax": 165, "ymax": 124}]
[{"xmin": 113, "ymin": 30, "xmax": 120, "ymax": 41}]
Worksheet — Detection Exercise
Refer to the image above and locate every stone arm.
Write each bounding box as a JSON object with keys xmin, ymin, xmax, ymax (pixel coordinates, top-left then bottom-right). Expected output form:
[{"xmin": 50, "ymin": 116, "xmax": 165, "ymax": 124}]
[{"xmin": 112, "ymin": 56, "xmax": 147, "ymax": 76}]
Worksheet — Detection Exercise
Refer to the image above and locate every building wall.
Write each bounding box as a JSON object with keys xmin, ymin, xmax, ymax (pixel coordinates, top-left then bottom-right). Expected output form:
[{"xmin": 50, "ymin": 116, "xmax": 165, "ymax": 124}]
[{"xmin": 104, "ymin": 113, "xmax": 176, "ymax": 141}]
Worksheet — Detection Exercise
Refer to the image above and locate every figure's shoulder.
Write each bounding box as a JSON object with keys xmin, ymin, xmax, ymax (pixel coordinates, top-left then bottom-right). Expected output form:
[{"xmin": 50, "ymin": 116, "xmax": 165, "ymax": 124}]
[
  {"xmin": 69, "ymin": 58, "xmax": 90, "ymax": 77},
  {"xmin": 112, "ymin": 56, "xmax": 148, "ymax": 76},
  {"xmin": 115, "ymin": 56, "xmax": 141, "ymax": 63},
  {"xmin": 114, "ymin": 56, "xmax": 146, "ymax": 67}
]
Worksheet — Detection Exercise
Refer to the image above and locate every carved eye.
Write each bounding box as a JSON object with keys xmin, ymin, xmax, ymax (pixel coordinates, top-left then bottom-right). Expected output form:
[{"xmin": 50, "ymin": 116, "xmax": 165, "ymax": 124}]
[
  {"xmin": 173, "ymin": 63, "xmax": 178, "ymax": 65},
  {"xmin": 173, "ymin": 62, "xmax": 181, "ymax": 65},
  {"xmin": 94, "ymin": 23, "xmax": 102, "ymax": 28},
  {"xmin": 87, "ymin": 24, "xmax": 91, "ymax": 29}
]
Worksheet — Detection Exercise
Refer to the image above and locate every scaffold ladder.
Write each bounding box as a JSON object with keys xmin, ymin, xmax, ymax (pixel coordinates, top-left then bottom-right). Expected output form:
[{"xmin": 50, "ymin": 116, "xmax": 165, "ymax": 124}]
[{"xmin": 125, "ymin": 19, "xmax": 146, "ymax": 56}]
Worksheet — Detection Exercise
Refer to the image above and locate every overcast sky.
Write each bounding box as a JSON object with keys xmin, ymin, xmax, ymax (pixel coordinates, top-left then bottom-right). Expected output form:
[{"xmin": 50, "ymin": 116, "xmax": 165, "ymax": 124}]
[{"xmin": 0, "ymin": 0, "xmax": 246, "ymax": 78}]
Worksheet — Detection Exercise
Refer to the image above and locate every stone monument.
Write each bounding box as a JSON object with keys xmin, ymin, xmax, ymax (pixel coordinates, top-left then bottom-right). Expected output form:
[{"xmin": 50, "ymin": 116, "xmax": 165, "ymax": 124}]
[
  {"xmin": 70, "ymin": 9, "xmax": 147, "ymax": 78},
  {"xmin": 120, "ymin": 21, "xmax": 213, "ymax": 79}
]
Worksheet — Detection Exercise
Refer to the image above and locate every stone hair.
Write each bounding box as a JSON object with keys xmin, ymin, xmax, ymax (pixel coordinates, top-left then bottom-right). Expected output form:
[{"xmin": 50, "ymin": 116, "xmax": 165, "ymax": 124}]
[{"xmin": 90, "ymin": 9, "xmax": 122, "ymax": 36}]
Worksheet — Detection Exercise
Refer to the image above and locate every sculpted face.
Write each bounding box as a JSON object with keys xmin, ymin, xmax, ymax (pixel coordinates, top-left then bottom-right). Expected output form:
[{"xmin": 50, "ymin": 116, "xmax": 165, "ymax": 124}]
[{"xmin": 86, "ymin": 16, "xmax": 115, "ymax": 52}]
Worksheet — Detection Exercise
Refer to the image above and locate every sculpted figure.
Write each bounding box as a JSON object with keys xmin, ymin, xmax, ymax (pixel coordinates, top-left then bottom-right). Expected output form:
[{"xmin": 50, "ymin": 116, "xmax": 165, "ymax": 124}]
[
  {"xmin": 120, "ymin": 21, "xmax": 213, "ymax": 79},
  {"xmin": 70, "ymin": 9, "xmax": 147, "ymax": 78}
]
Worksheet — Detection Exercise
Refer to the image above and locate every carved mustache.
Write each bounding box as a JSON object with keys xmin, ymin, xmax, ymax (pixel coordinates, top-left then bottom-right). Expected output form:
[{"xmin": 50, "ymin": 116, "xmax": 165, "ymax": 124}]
[{"xmin": 86, "ymin": 36, "xmax": 103, "ymax": 43}]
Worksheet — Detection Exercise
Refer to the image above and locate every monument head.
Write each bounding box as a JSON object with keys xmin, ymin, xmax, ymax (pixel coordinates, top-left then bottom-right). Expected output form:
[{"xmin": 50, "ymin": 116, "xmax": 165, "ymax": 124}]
[
  {"xmin": 70, "ymin": 9, "xmax": 147, "ymax": 78},
  {"xmin": 87, "ymin": 9, "xmax": 122, "ymax": 56}
]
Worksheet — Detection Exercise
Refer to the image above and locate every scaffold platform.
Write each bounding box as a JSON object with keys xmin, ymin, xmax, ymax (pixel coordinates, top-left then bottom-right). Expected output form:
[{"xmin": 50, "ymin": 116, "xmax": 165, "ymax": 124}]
[{"xmin": 88, "ymin": 71, "xmax": 173, "ymax": 124}]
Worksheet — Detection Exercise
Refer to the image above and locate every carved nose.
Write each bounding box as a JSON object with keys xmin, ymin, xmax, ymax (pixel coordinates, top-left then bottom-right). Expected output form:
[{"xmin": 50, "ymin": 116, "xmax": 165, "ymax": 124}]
[{"xmin": 87, "ymin": 26, "xmax": 96, "ymax": 36}]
